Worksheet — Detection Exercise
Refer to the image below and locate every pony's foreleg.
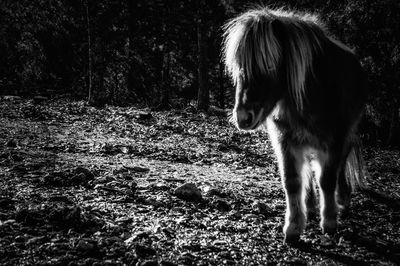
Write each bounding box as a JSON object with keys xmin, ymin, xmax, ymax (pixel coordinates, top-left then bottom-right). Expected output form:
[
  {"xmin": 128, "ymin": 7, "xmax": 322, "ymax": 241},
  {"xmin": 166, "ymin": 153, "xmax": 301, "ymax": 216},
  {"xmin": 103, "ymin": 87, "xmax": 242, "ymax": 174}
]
[
  {"xmin": 278, "ymin": 144, "xmax": 307, "ymax": 243},
  {"xmin": 318, "ymin": 154, "xmax": 340, "ymax": 234}
]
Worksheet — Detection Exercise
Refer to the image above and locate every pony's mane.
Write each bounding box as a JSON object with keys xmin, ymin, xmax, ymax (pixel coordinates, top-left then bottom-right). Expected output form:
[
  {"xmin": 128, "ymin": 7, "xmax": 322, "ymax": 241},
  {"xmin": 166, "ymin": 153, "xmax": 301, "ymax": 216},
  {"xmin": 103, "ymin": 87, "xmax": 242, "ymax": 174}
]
[{"xmin": 223, "ymin": 7, "xmax": 335, "ymax": 110}]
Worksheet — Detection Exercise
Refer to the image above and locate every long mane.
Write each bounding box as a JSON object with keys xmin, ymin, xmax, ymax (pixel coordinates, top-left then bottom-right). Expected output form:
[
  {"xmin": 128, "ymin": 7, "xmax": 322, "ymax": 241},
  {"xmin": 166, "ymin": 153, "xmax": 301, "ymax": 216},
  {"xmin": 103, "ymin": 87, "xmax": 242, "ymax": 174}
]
[{"xmin": 222, "ymin": 8, "xmax": 340, "ymax": 110}]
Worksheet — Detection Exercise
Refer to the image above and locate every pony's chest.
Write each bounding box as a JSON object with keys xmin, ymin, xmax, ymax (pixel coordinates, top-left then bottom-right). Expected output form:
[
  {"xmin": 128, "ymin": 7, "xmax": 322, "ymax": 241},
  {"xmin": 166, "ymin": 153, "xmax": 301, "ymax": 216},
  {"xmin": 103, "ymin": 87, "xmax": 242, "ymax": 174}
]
[{"xmin": 267, "ymin": 103, "xmax": 328, "ymax": 146}]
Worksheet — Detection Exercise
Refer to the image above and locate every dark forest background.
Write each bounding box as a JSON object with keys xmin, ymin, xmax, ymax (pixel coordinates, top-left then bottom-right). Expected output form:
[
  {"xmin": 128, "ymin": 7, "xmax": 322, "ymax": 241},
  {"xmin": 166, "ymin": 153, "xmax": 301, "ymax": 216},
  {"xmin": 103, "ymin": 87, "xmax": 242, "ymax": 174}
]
[{"xmin": 0, "ymin": 0, "xmax": 399, "ymax": 146}]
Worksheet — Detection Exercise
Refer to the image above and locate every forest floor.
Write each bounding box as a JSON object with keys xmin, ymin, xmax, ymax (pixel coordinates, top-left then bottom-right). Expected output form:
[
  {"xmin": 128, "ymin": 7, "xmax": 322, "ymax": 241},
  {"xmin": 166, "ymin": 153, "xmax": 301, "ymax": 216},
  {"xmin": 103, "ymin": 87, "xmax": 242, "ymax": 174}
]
[{"xmin": 0, "ymin": 97, "xmax": 400, "ymax": 266}]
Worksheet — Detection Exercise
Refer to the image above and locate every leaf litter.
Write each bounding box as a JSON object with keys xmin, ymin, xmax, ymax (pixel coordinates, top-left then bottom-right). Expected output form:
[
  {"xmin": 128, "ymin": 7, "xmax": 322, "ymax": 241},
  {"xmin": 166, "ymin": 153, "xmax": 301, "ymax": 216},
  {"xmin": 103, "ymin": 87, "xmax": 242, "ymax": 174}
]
[{"xmin": 0, "ymin": 98, "xmax": 399, "ymax": 265}]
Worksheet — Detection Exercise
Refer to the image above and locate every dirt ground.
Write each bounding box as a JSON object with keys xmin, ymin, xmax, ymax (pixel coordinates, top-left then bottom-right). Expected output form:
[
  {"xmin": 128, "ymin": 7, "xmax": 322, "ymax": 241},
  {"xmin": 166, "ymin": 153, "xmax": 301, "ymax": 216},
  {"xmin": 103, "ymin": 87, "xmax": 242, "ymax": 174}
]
[{"xmin": 0, "ymin": 97, "xmax": 399, "ymax": 265}]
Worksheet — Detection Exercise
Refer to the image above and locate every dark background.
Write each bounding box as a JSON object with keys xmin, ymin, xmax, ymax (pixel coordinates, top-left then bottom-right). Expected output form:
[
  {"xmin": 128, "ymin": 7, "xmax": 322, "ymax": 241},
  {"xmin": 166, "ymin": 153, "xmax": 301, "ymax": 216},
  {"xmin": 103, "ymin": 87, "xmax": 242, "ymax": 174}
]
[{"xmin": 0, "ymin": 0, "xmax": 399, "ymax": 146}]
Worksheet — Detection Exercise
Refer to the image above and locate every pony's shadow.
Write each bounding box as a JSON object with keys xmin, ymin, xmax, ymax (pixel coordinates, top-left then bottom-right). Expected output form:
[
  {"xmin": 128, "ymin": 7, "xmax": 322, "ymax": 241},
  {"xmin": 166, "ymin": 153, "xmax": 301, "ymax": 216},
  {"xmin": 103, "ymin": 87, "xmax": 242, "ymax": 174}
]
[
  {"xmin": 292, "ymin": 233, "xmax": 400, "ymax": 265},
  {"xmin": 293, "ymin": 188, "xmax": 400, "ymax": 265},
  {"xmin": 292, "ymin": 240, "xmax": 369, "ymax": 265},
  {"xmin": 362, "ymin": 187, "xmax": 400, "ymax": 211}
]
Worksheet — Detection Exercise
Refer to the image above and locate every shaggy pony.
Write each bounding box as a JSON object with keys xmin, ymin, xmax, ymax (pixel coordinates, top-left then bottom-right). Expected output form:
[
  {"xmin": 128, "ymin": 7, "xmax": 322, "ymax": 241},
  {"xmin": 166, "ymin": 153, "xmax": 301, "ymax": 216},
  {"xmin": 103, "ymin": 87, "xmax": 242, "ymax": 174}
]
[{"xmin": 223, "ymin": 7, "xmax": 367, "ymax": 243}]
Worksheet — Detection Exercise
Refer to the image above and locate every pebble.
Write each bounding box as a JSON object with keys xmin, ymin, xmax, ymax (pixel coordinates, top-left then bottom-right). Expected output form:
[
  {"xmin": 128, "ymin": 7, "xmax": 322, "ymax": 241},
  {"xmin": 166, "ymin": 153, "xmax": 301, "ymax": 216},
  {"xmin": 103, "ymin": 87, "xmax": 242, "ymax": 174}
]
[
  {"xmin": 139, "ymin": 260, "xmax": 158, "ymax": 266},
  {"xmin": 203, "ymin": 187, "xmax": 224, "ymax": 197},
  {"xmin": 76, "ymin": 239, "xmax": 97, "ymax": 253},
  {"xmin": 26, "ymin": 236, "xmax": 46, "ymax": 245},
  {"xmin": 160, "ymin": 260, "xmax": 178, "ymax": 266},
  {"xmin": 252, "ymin": 200, "xmax": 272, "ymax": 215},
  {"xmin": 6, "ymin": 139, "xmax": 17, "ymax": 147},
  {"xmin": 151, "ymin": 182, "xmax": 170, "ymax": 191},
  {"xmin": 135, "ymin": 244, "xmax": 156, "ymax": 257},
  {"xmin": 320, "ymin": 234, "xmax": 335, "ymax": 248},
  {"xmin": 174, "ymin": 183, "xmax": 202, "ymax": 202},
  {"xmin": 213, "ymin": 198, "xmax": 231, "ymax": 211}
]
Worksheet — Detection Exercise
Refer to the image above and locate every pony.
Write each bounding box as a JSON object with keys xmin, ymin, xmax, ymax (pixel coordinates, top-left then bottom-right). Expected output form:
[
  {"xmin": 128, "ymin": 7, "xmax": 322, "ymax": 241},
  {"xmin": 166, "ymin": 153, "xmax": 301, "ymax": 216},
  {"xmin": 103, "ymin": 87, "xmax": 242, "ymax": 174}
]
[{"xmin": 222, "ymin": 7, "xmax": 367, "ymax": 243}]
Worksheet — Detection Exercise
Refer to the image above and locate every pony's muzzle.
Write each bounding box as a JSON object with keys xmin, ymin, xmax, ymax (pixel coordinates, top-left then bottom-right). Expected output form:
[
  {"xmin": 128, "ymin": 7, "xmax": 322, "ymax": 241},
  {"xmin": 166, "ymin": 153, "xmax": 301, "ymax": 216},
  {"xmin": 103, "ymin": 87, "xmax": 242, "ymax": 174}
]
[{"xmin": 236, "ymin": 107, "xmax": 256, "ymax": 130}]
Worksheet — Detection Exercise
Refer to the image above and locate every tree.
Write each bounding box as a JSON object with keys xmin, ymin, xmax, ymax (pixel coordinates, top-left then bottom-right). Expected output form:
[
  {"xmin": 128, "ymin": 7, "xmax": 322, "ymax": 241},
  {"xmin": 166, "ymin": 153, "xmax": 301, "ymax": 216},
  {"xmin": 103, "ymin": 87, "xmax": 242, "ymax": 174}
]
[
  {"xmin": 84, "ymin": 0, "xmax": 93, "ymax": 104},
  {"xmin": 196, "ymin": 0, "xmax": 209, "ymax": 111},
  {"xmin": 154, "ymin": 2, "xmax": 172, "ymax": 109},
  {"xmin": 127, "ymin": 0, "xmax": 146, "ymax": 100}
]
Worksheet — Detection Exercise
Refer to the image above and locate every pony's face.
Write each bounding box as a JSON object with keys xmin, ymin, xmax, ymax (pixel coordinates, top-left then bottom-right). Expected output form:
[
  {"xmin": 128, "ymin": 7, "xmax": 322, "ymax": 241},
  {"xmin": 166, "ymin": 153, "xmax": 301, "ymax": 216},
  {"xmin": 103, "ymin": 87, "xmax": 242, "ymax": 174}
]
[
  {"xmin": 223, "ymin": 13, "xmax": 285, "ymax": 130},
  {"xmin": 233, "ymin": 72, "xmax": 283, "ymax": 130}
]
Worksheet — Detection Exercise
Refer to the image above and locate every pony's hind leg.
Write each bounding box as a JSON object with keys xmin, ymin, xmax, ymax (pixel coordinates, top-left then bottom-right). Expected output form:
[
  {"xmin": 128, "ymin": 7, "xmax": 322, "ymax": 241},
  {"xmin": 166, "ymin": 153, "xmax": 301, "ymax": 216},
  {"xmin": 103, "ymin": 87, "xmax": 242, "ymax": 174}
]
[
  {"xmin": 336, "ymin": 165, "xmax": 351, "ymax": 217},
  {"xmin": 279, "ymin": 144, "xmax": 308, "ymax": 243},
  {"xmin": 336, "ymin": 142, "xmax": 354, "ymax": 217}
]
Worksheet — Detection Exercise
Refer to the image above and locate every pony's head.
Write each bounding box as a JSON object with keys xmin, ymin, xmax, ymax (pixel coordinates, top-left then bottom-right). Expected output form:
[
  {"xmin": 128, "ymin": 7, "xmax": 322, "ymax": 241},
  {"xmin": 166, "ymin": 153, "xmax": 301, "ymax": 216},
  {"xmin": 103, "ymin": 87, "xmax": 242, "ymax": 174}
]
[{"xmin": 222, "ymin": 8, "xmax": 324, "ymax": 130}]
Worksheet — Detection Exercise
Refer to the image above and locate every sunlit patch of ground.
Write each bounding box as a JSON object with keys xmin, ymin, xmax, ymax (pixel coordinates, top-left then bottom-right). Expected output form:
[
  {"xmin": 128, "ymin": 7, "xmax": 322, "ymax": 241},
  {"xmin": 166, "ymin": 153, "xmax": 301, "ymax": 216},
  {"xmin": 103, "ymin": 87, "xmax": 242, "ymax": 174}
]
[{"xmin": 0, "ymin": 98, "xmax": 399, "ymax": 265}]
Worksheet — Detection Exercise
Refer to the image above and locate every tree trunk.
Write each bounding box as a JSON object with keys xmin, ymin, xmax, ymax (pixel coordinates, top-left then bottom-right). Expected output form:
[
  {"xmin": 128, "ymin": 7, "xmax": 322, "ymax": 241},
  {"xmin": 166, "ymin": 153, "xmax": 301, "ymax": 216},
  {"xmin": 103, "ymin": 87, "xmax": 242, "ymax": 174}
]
[
  {"xmin": 196, "ymin": 0, "xmax": 209, "ymax": 111},
  {"xmin": 98, "ymin": 45, "xmax": 106, "ymax": 105},
  {"xmin": 386, "ymin": 99, "xmax": 400, "ymax": 146},
  {"xmin": 159, "ymin": 50, "xmax": 171, "ymax": 108},
  {"xmin": 127, "ymin": 0, "xmax": 144, "ymax": 100},
  {"xmin": 85, "ymin": 0, "xmax": 93, "ymax": 104},
  {"xmin": 154, "ymin": 4, "xmax": 171, "ymax": 110}
]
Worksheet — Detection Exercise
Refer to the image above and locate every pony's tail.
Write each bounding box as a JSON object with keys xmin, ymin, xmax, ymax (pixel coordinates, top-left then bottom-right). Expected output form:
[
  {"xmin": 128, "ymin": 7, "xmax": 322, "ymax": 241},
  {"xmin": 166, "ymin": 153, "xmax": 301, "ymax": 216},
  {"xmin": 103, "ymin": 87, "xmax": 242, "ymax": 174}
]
[{"xmin": 345, "ymin": 140, "xmax": 367, "ymax": 191}]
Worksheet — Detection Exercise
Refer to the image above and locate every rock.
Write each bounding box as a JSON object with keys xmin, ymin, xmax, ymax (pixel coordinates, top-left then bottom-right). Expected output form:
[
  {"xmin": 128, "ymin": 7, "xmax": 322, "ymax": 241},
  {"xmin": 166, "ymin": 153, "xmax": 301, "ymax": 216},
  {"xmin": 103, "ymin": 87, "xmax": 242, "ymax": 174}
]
[
  {"xmin": 151, "ymin": 182, "xmax": 170, "ymax": 191},
  {"xmin": 135, "ymin": 244, "xmax": 156, "ymax": 257},
  {"xmin": 202, "ymin": 186, "xmax": 228, "ymax": 197},
  {"xmin": 15, "ymin": 235, "xmax": 26, "ymax": 243},
  {"xmin": 64, "ymin": 207, "xmax": 82, "ymax": 226},
  {"xmin": 76, "ymin": 239, "xmax": 100, "ymax": 256},
  {"xmin": 120, "ymin": 145, "xmax": 134, "ymax": 154},
  {"xmin": 160, "ymin": 261, "xmax": 177, "ymax": 266},
  {"xmin": 124, "ymin": 231, "xmax": 151, "ymax": 246},
  {"xmin": 100, "ymin": 143, "xmax": 118, "ymax": 154},
  {"xmin": 0, "ymin": 219, "xmax": 16, "ymax": 226},
  {"xmin": 74, "ymin": 167, "xmax": 94, "ymax": 179},
  {"xmin": 139, "ymin": 260, "xmax": 158, "ymax": 266},
  {"xmin": 15, "ymin": 208, "xmax": 42, "ymax": 225},
  {"xmin": 243, "ymin": 213, "xmax": 258, "ymax": 221},
  {"xmin": 26, "ymin": 236, "xmax": 46, "ymax": 245},
  {"xmin": 252, "ymin": 200, "xmax": 272, "ymax": 216},
  {"xmin": 2, "ymin": 95, "xmax": 21, "ymax": 101},
  {"xmin": 174, "ymin": 183, "xmax": 202, "ymax": 202},
  {"xmin": 228, "ymin": 211, "xmax": 242, "ymax": 220},
  {"xmin": 320, "ymin": 235, "xmax": 335, "ymax": 248},
  {"xmin": 95, "ymin": 175, "xmax": 113, "ymax": 184},
  {"xmin": 76, "ymin": 239, "xmax": 95, "ymax": 251},
  {"xmin": 71, "ymin": 172, "xmax": 91, "ymax": 186},
  {"xmin": 213, "ymin": 198, "xmax": 231, "ymax": 212},
  {"xmin": 134, "ymin": 112, "xmax": 153, "ymax": 120},
  {"xmin": 130, "ymin": 182, "xmax": 138, "ymax": 194},
  {"xmin": 113, "ymin": 167, "xmax": 130, "ymax": 175},
  {"xmin": 6, "ymin": 139, "xmax": 17, "ymax": 148},
  {"xmin": 0, "ymin": 197, "xmax": 14, "ymax": 209},
  {"xmin": 71, "ymin": 167, "xmax": 94, "ymax": 186},
  {"xmin": 123, "ymin": 165, "xmax": 150, "ymax": 173},
  {"xmin": 10, "ymin": 153, "xmax": 23, "ymax": 162}
]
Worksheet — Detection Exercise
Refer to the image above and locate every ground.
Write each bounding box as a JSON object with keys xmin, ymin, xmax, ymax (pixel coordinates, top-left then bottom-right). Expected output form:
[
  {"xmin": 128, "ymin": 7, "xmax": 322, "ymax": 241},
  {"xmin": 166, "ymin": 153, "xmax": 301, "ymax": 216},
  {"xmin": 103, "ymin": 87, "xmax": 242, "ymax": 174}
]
[{"xmin": 0, "ymin": 97, "xmax": 399, "ymax": 266}]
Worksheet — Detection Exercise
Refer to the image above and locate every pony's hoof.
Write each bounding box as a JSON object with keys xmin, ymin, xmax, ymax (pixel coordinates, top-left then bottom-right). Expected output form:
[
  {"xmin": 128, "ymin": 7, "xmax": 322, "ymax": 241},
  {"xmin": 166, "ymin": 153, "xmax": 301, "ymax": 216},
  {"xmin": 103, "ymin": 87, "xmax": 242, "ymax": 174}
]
[
  {"xmin": 321, "ymin": 219, "xmax": 337, "ymax": 235},
  {"xmin": 338, "ymin": 205, "xmax": 350, "ymax": 218},
  {"xmin": 283, "ymin": 221, "xmax": 304, "ymax": 244},
  {"xmin": 284, "ymin": 234, "xmax": 300, "ymax": 245}
]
